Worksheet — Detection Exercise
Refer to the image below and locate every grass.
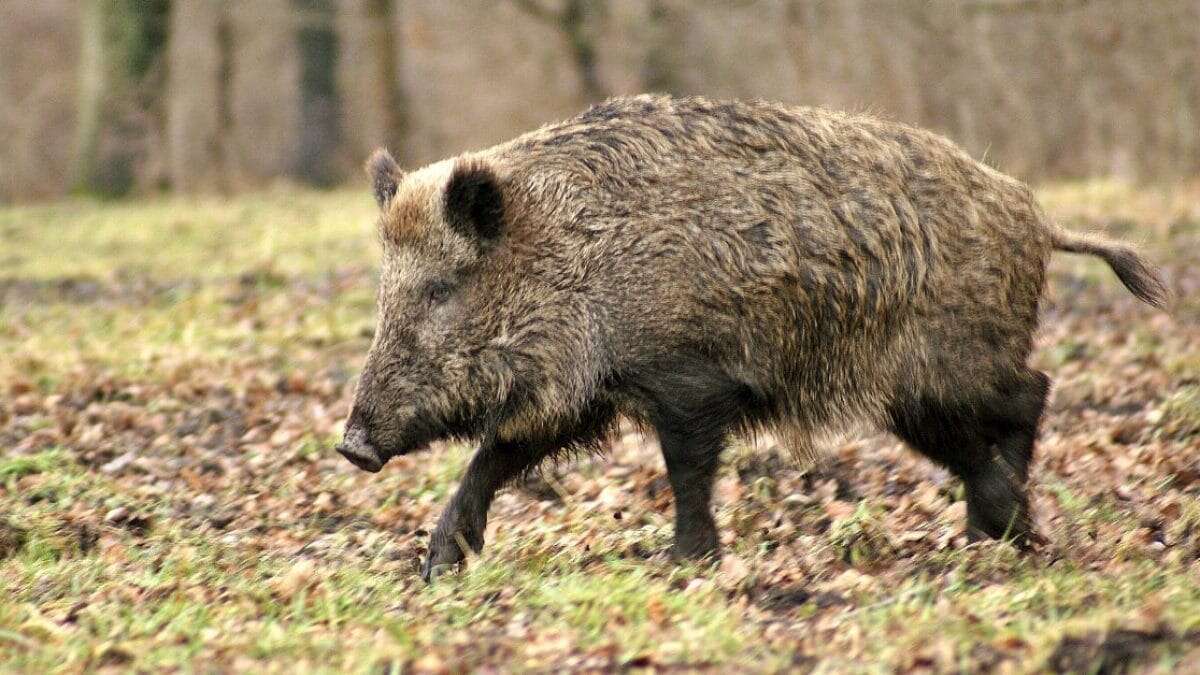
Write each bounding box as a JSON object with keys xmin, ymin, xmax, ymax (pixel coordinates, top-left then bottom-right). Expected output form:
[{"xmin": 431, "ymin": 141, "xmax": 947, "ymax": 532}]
[
  {"xmin": 2, "ymin": 181, "xmax": 1200, "ymax": 671},
  {"xmin": 0, "ymin": 187, "xmax": 377, "ymax": 280},
  {"xmin": 1158, "ymin": 386, "xmax": 1200, "ymax": 440}
]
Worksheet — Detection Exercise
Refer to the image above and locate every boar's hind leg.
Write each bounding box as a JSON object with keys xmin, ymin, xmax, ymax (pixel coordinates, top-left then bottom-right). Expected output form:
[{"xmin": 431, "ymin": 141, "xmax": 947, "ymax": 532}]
[
  {"xmin": 656, "ymin": 424, "xmax": 724, "ymax": 559},
  {"xmin": 645, "ymin": 367, "xmax": 760, "ymax": 560},
  {"xmin": 889, "ymin": 369, "xmax": 1049, "ymax": 547}
]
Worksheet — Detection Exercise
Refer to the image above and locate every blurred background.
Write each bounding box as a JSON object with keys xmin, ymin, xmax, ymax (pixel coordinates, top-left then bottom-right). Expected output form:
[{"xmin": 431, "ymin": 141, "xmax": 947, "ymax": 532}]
[
  {"xmin": 2, "ymin": 5, "xmax": 1200, "ymax": 670},
  {"xmin": 1, "ymin": 0, "xmax": 1198, "ymax": 203}
]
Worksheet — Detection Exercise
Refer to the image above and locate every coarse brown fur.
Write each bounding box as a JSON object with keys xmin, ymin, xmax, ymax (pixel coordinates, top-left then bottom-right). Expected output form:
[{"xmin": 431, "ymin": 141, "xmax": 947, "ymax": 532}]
[{"xmin": 335, "ymin": 94, "xmax": 1169, "ymax": 580}]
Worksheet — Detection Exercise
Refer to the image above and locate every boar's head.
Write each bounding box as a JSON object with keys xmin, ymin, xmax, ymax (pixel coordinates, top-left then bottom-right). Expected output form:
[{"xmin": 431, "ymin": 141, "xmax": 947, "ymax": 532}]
[{"xmin": 336, "ymin": 149, "xmax": 520, "ymax": 472}]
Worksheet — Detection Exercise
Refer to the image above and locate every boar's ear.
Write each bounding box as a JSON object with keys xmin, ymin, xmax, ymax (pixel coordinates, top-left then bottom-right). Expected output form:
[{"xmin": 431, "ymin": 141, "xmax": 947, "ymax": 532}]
[
  {"xmin": 366, "ymin": 148, "xmax": 404, "ymax": 209},
  {"xmin": 443, "ymin": 160, "xmax": 504, "ymax": 243}
]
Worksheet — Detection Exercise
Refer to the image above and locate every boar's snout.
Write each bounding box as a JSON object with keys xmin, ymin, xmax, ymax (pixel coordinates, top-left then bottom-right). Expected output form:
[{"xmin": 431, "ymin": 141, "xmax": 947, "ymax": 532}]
[{"xmin": 335, "ymin": 425, "xmax": 385, "ymax": 473}]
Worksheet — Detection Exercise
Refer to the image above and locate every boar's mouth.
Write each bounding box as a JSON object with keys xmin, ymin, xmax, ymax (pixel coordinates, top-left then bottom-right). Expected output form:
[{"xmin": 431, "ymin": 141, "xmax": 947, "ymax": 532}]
[
  {"xmin": 336, "ymin": 405, "xmax": 492, "ymax": 472},
  {"xmin": 335, "ymin": 423, "xmax": 446, "ymax": 472}
]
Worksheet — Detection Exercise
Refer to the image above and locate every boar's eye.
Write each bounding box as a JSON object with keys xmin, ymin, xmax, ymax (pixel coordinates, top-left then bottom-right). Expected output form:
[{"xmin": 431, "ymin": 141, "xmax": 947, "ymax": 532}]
[{"xmin": 424, "ymin": 280, "xmax": 453, "ymax": 307}]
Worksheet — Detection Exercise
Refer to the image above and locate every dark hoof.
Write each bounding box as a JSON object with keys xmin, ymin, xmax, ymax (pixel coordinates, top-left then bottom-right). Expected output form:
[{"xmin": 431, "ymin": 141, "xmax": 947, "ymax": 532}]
[
  {"xmin": 421, "ymin": 557, "xmax": 460, "ymax": 583},
  {"xmin": 421, "ymin": 545, "xmax": 464, "ymax": 583},
  {"xmin": 966, "ymin": 523, "xmax": 1037, "ymax": 551},
  {"xmin": 420, "ymin": 531, "xmax": 478, "ymax": 583},
  {"xmin": 669, "ymin": 533, "xmax": 721, "ymax": 562}
]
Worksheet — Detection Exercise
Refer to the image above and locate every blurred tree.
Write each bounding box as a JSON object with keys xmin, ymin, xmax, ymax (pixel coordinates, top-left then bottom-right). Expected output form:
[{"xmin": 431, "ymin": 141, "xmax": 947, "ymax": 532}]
[
  {"xmin": 355, "ymin": 0, "xmax": 408, "ymax": 156},
  {"xmin": 367, "ymin": 0, "xmax": 408, "ymax": 156},
  {"xmin": 167, "ymin": 0, "xmax": 231, "ymax": 193},
  {"xmin": 4, "ymin": 0, "xmax": 1191, "ymax": 201},
  {"xmin": 335, "ymin": 0, "xmax": 409, "ymax": 170},
  {"xmin": 511, "ymin": 0, "xmax": 609, "ymax": 103},
  {"xmin": 215, "ymin": 12, "xmax": 234, "ymax": 185},
  {"xmin": 293, "ymin": 0, "xmax": 342, "ymax": 186},
  {"xmin": 73, "ymin": 0, "xmax": 170, "ymax": 197},
  {"xmin": 641, "ymin": 0, "xmax": 684, "ymax": 95}
]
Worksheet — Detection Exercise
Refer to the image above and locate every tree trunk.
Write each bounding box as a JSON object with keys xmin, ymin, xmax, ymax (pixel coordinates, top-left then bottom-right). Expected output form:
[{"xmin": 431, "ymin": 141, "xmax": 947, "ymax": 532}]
[
  {"xmin": 166, "ymin": 0, "xmax": 228, "ymax": 192},
  {"xmin": 368, "ymin": 0, "xmax": 408, "ymax": 155},
  {"xmin": 563, "ymin": 0, "xmax": 606, "ymax": 102},
  {"xmin": 215, "ymin": 12, "xmax": 234, "ymax": 189},
  {"xmin": 293, "ymin": 0, "xmax": 341, "ymax": 186},
  {"xmin": 511, "ymin": 0, "xmax": 608, "ymax": 104},
  {"xmin": 73, "ymin": 0, "xmax": 170, "ymax": 197},
  {"xmin": 642, "ymin": 0, "xmax": 683, "ymax": 95}
]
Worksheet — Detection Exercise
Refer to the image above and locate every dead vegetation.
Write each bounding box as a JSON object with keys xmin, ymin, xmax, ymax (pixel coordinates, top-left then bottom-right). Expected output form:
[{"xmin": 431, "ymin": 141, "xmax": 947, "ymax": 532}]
[{"xmin": 0, "ymin": 182, "xmax": 1198, "ymax": 671}]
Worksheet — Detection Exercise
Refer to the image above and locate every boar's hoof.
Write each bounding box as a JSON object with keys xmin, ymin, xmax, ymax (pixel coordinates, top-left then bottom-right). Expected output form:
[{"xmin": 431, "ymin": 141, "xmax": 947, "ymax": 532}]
[
  {"xmin": 421, "ymin": 559, "xmax": 457, "ymax": 583},
  {"xmin": 421, "ymin": 542, "xmax": 467, "ymax": 583},
  {"xmin": 966, "ymin": 524, "xmax": 1041, "ymax": 552},
  {"xmin": 422, "ymin": 527, "xmax": 483, "ymax": 582},
  {"xmin": 669, "ymin": 529, "xmax": 721, "ymax": 562}
]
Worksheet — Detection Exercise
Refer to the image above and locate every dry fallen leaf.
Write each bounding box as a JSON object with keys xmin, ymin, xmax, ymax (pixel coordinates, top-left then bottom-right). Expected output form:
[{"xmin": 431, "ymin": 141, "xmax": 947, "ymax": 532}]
[
  {"xmin": 824, "ymin": 500, "xmax": 856, "ymax": 521},
  {"xmin": 270, "ymin": 559, "xmax": 318, "ymax": 600},
  {"xmin": 822, "ymin": 568, "xmax": 877, "ymax": 594},
  {"xmin": 104, "ymin": 506, "xmax": 130, "ymax": 524},
  {"xmin": 718, "ymin": 554, "xmax": 751, "ymax": 589},
  {"xmin": 411, "ymin": 653, "xmax": 450, "ymax": 675},
  {"xmin": 646, "ymin": 595, "xmax": 668, "ymax": 625}
]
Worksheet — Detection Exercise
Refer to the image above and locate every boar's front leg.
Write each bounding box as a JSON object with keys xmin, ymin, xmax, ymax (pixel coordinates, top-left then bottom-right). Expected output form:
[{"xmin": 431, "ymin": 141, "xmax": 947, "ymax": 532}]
[
  {"xmin": 422, "ymin": 404, "xmax": 617, "ymax": 581},
  {"xmin": 423, "ymin": 438, "xmax": 545, "ymax": 581}
]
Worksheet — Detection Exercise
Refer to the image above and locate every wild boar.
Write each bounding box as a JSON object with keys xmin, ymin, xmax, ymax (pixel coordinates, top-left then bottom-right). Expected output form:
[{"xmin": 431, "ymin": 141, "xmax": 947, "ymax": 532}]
[{"xmin": 334, "ymin": 95, "xmax": 1168, "ymax": 581}]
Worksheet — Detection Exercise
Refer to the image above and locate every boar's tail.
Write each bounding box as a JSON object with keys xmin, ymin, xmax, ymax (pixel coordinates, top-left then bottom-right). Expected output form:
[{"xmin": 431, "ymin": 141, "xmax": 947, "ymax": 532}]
[{"xmin": 1051, "ymin": 229, "xmax": 1170, "ymax": 309}]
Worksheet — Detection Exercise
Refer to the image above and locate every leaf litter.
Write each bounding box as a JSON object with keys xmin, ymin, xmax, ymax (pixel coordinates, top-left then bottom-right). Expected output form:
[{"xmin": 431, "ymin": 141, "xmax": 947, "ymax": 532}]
[{"xmin": 1, "ymin": 183, "xmax": 1199, "ymax": 671}]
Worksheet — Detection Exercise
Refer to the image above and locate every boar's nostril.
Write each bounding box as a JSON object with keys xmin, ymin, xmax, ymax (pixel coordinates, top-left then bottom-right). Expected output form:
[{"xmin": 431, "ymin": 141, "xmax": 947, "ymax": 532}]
[
  {"xmin": 337, "ymin": 442, "xmax": 384, "ymax": 473},
  {"xmin": 336, "ymin": 428, "xmax": 385, "ymax": 473}
]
